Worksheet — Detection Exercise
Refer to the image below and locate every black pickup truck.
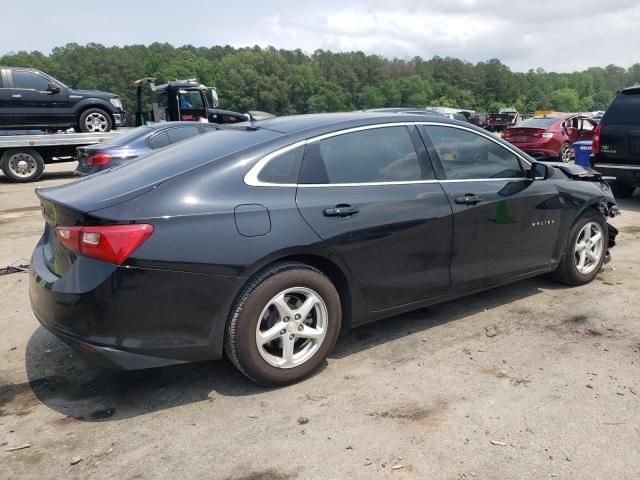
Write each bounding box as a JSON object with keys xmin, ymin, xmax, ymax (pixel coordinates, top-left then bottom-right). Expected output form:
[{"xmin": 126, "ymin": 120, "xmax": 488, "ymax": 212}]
[
  {"xmin": 590, "ymin": 85, "xmax": 640, "ymax": 198},
  {"xmin": 0, "ymin": 67, "xmax": 126, "ymax": 133}
]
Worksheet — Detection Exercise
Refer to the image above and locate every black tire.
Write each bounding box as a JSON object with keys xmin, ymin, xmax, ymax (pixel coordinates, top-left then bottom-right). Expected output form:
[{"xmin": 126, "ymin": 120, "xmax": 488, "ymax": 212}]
[
  {"xmin": 78, "ymin": 108, "xmax": 112, "ymax": 133},
  {"xmin": 559, "ymin": 142, "xmax": 572, "ymax": 163},
  {"xmin": 225, "ymin": 262, "xmax": 342, "ymax": 386},
  {"xmin": 552, "ymin": 209, "xmax": 608, "ymax": 286},
  {"xmin": 609, "ymin": 182, "xmax": 636, "ymax": 199},
  {"xmin": 1, "ymin": 148, "xmax": 45, "ymax": 182}
]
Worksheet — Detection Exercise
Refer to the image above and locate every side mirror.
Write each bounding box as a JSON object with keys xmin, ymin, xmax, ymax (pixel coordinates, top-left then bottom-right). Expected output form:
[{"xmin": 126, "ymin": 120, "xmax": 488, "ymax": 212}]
[
  {"xmin": 531, "ymin": 162, "xmax": 550, "ymax": 180},
  {"xmin": 48, "ymin": 83, "xmax": 60, "ymax": 94}
]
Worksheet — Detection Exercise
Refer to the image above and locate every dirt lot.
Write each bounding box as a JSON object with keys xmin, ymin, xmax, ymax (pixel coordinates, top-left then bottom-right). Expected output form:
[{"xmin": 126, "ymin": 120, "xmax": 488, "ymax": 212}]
[{"xmin": 1, "ymin": 163, "xmax": 639, "ymax": 479}]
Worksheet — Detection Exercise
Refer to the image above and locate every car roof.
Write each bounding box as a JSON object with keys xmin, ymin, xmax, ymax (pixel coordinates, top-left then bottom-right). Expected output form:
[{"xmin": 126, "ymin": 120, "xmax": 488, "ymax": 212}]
[
  {"xmin": 155, "ymin": 81, "xmax": 206, "ymax": 90},
  {"xmin": 250, "ymin": 111, "xmax": 458, "ymax": 135},
  {"xmin": 620, "ymin": 85, "xmax": 640, "ymax": 94}
]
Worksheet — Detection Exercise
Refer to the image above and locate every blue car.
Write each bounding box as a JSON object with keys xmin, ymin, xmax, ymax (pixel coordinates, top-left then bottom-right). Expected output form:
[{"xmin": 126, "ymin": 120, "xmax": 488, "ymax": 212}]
[{"xmin": 75, "ymin": 122, "xmax": 219, "ymax": 176}]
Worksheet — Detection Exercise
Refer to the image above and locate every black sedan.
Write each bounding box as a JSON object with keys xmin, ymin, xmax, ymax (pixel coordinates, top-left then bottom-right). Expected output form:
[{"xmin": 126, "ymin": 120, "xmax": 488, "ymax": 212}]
[
  {"xmin": 75, "ymin": 122, "xmax": 219, "ymax": 176},
  {"xmin": 30, "ymin": 112, "xmax": 619, "ymax": 386}
]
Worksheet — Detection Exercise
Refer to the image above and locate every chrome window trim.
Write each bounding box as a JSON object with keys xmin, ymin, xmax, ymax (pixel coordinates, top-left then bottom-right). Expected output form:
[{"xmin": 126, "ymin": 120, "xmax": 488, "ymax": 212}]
[
  {"xmin": 244, "ymin": 140, "xmax": 306, "ymax": 187},
  {"xmin": 243, "ymin": 121, "xmax": 532, "ymax": 187}
]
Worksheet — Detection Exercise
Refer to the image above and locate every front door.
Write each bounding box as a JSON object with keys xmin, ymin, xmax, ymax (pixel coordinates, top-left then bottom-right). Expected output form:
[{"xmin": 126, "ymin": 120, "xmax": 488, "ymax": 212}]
[
  {"xmin": 296, "ymin": 125, "xmax": 453, "ymax": 311},
  {"xmin": 10, "ymin": 70, "xmax": 70, "ymax": 127},
  {"xmin": 421, "ymin": 124, "xmax": 562, "ymax": 289},
  {"xmin": 176, "ymin": 90, "xmax": 207, "ymax": 122}
]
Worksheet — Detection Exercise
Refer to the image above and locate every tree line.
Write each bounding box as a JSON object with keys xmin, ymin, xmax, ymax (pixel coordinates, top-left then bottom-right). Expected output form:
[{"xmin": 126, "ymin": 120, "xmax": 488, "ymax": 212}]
[{"xmin": 2, "ymin": 43, "xmax": 639, "ymax": 119}]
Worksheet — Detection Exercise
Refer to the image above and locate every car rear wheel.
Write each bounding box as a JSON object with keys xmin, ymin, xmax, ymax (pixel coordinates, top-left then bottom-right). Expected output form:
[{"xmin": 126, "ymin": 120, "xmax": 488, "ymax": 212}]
[
  {"xmin": 552, "ymin": 209, "xmax": 608, "ymax": 286},
  {"xmin": 559, "ymin": 142, "xmax": 572, "ymax": 163},
  {"xmin": 609, "ymin": 182, "xmax": 636, "ymax": 199},
  {"xmin": 225, "ymin": 262, "xmax": 341, "ymax": 386},
  {"xmin": 78, "ymin": 108, "xmax": 112, "ymax": 133},
  {"xmin": 1, "ymin": 148, "xmax": 45, "ymax": 182}
]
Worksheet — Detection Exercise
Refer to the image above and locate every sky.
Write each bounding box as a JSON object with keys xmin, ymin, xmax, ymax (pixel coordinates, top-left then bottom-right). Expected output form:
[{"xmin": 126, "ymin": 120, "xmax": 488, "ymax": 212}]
[{"xmin": 2, "ymin": 0, "xmax": 639, "ymax": 73}]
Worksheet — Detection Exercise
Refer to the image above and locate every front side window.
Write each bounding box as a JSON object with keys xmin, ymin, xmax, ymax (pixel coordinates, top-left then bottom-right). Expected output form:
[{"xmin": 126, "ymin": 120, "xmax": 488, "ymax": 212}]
[
  {"xmin": 424, "ymin": 126, "xmax": 524, "ymax": 180},
  {"xmin": 300, "ymin": 126, "xmax": 423, "ymax": 184},
  {"xmin": 178, "ymin": 91, "xmax": 205, "ymax": 109},
  {"xmin": 12, "ymin": 71, "xmax": 50, "ymax": 91}
]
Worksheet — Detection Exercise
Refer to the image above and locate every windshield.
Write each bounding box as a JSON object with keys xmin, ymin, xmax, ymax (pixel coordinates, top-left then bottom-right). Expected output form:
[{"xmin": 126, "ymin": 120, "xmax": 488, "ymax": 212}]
[
  {"xmin": 107, "ymin": 126, "xmax": 153, "ymax": 147},
  {"xmin": 518, "ymin": 117, "xmax": 558, "ymax": 128}
]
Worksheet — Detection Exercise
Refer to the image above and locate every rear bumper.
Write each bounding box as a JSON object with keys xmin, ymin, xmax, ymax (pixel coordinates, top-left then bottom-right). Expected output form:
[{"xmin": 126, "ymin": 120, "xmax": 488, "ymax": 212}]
[
  {"xmin": 29, "ymin": 237, "xmax": 242, "ymax": 369},
  {"xmin": 510, "ymin": 142, "xmax": 558, "ymax": 158},
  {"xmin": 591, "ymin": 161, "xmax": 640, "ymax": 185}
]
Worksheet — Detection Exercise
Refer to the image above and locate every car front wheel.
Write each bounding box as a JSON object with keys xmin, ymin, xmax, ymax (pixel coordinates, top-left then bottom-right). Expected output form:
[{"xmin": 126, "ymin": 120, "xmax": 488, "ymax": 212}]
[
  {"xmin": 552, "ymin": 209, "xmax": 608, "ymax": 286},
  {"xmin": 78, "ymin": 108, "xmax": 113, "ymax": 133},
  {"xmin": 225, "ymin": 262, "xmax": 342, "ymax": 386}
]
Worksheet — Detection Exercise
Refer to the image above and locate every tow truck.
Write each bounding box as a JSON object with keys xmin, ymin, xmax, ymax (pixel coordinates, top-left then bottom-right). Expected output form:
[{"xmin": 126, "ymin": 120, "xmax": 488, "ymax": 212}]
[{"xmin": 133, "ymin": 78, "xmax": 273, "ymax": 126}]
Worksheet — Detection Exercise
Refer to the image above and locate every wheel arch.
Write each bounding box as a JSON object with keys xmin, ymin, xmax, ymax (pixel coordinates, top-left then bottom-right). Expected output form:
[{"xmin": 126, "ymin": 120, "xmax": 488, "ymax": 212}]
[
  {"xmin": 73, "ymin": 100, "xmax": 116, "ymax": 123},
  {"xmin": 236, "ymin": 252, "xmax": 357, "ymax": 334}
]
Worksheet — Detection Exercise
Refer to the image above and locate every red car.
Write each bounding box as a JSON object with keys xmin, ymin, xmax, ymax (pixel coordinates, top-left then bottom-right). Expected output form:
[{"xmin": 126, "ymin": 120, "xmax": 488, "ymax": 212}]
[{"xmin": 502, "ymin": 114, "xmax": 597, "ymax": 162}]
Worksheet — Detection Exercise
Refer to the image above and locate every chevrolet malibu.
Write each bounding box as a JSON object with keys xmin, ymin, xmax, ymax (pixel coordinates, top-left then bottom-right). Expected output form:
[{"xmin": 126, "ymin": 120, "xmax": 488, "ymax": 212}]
[{"xmin": 30, "ymin": 113, "xmax": 619, "ymax": 386}]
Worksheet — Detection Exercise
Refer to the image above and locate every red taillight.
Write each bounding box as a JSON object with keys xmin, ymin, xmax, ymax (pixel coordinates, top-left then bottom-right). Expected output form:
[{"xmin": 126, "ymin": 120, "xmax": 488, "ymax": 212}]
[
  {"xmin": 55, "ymin": 224, "xmax": 154, "ymax": 264},
  {"xmin": 87, "ymin": 153, "xmax": 112, "ymax": 167},
  {"xmin": 592, "ymin": 123, "xmax": 602, "ymax": 155}
]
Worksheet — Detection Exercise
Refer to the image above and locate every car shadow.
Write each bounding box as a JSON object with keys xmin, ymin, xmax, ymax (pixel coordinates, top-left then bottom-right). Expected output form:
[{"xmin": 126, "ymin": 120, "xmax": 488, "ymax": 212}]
[{"xmin": 18, "ymin": 275, "xmax": 564, "ymax": 422}]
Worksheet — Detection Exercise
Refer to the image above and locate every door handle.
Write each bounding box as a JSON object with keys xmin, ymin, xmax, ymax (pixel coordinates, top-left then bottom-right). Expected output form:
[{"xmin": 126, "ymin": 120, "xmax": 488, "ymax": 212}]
[
  {"xmin": 455, "ymin": 194, "xmax": 483, "ymax": 205},
  {"xmin": 11, "ymin": 94, "xmax": 22, "ymax": 98},
  {"xmin": 323, "ymin": 205, "xmax": 360, "ymax": 217}
]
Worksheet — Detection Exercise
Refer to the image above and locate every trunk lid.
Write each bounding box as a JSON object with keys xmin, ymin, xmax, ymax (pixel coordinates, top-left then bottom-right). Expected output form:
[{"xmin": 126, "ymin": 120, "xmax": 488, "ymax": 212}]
[{"xmin": 504, "ymin": 127, "xmax": 545, "ymax": 142}]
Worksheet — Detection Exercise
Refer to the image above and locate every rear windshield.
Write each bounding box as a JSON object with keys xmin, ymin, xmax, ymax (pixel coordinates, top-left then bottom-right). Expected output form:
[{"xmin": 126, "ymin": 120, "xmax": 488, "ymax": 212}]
[
  {"xmin": 603, "ymin": 91, "xmax": 640, "ymax": 124},
  {"xmin": 517, "ymin": 117, "xmax": 558, "ymax": 128},
  {"xmin": 107, "ymin": 126, "xmax": 153, "ymax": 146}
]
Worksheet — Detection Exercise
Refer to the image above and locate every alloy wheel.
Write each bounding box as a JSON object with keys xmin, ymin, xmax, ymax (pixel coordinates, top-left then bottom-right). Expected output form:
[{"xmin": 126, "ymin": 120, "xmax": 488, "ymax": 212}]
[
  {"xmin": 84, "ymin": 112, "xmax": 109, "ymax": 132},
  {"xmin": 574, "ymin": 221, "xmax": 604, "ymax": 275},
  {"xmin": 7, "ymin": 153, "xmax": 37, "ymax": 178},
  {"xmin": 255, "ymin": 287, "xmax": 328, "ymax": 368}
]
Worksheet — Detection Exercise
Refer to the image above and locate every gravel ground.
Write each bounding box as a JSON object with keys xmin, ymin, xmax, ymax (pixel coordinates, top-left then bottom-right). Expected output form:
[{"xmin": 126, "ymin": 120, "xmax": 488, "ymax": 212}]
[{"xmin": 1, "ymin": 162, "xmax": 639, "ymax": 479}]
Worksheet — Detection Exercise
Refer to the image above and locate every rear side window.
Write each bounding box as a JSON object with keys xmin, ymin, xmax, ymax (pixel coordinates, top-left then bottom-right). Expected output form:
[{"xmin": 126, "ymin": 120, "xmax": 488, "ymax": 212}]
[
  {"xmin": 603, "ymin": 91, "xmax": 640, "ymax": 124},
  {"xmin": 424, "ymin": 126, "xmax": 524, "ymax": 180},
  {"xmin": 258, "ymin": 145, "xmax": 305, "ymax": 184},
  {"xmin": 167, "ymin": 126, "xmax": 201, "ymax": 144},
  {"xmin": 12, "ymin": 71, "xmax": 49, "ymax": 91},
  {"xmin": 300, "ymin": 126, "xmax": 422, "ymax": 184},
  {"xmin": 148, "ymin": 131, "xmax": 171, "ymax": 149}
]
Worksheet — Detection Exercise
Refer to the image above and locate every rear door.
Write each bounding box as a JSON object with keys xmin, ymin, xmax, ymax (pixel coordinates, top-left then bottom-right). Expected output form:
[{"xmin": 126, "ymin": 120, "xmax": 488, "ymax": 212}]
[
  {"xmin": 421, "ymin": 124, "xmax": 561, "ymax": 289},
  {"xmin": 296, "ymin": 124, "xmax": 453, "ymax": 311},
  {"xmin": 577, "ymin": 117, "xmax": 596, "ymax": 141}
]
